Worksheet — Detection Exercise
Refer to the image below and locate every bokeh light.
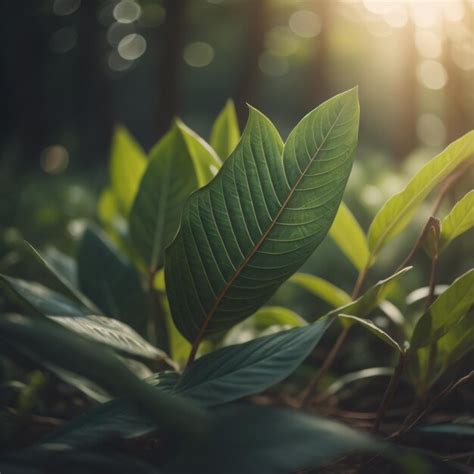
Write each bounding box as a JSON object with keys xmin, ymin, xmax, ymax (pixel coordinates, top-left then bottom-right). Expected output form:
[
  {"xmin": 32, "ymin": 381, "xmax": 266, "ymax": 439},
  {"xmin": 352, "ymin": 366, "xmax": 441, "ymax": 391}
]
[
  {"xmin": 416, "ymin": 113, "xmax": 446, "ymax": 146},
  {"xmin": 259, "ymin": 52, "xmax": 289, "ymax": 77},
  {"xmin": 53, "ymin": 0, "xmax": 81, "ymax": 16},
  {"xmin": 118, "ymin": 34, "xmax": 147, "ymax": 61},
  {"xmin": 183, "ymin": 42, "xmax": 215, "ymax": 68},
  {"xmin": 50, "ymin": 27, "xmax": 77, "ymax": 54},
  {"xmin": 289, "ymin": 10, "xmax": 322, "ymax": 39},
  {"xmin": 40, "ymin": 146, "xmax": 69, "ymax": 174},
  {"xmin": 113, "ymin": 0, "xmax": 141, "ymax": 24},
  {"xmin": 417, "ymin": 60, "xmax": 448, "ymax": 90}
]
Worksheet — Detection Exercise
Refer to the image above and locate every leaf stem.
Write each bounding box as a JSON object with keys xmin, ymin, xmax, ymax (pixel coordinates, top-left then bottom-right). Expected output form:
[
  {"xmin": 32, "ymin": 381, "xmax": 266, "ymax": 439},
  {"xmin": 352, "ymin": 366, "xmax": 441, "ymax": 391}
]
[
  {"xmin": 299, "ymin": 263, "xmax": 370, "ymax": 407},
  {"xmin": 373, "ymin": 351, "xmax": 406, "ymax": 432},
  {"xmin": 147, "ymin": 269, "xmax": 169, "ymax": 353}
]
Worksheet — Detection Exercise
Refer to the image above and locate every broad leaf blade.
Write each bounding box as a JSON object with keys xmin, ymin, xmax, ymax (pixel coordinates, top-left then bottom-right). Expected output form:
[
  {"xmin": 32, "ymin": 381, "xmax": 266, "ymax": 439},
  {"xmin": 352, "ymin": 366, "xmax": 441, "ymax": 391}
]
[
  {"xmin": 210, "ymin": 99, "xmax": 240, "ymax": 160},
  {"xmin": 368, "ymin": 131, "xmax": 474, "ymax": 260},
  {"xmin": 290, "ymin": 272, "xmax": 351, "ymax": 308},
  {"xmin": 130, "ymin": 121, "xmax": 221, "ymax": 271},
  {"xmin": 166, "ymin": 89, "xmax": 359, "ymax": 341},
  {"xmin": 439, "ymin": 190, "xmax": 474, "ymax": 253},
  {"xmin": 77, "ymin": 227, "xmax": 147, "ymax": 335},
  {"xmin": 0, "ymin": 275, "xmax": 166, "ymax": 361},
  {"xmin": 175, "ymin": 317, "xmax": 333, "ymax": 406},
  {"xmin": 0, "ymin": 313, "xmax": 207, "ymax": 438},
  {"xmin": 110, "ymin": 125, "xmax": 147, "ymax": 215},
  {"xmin": 338, "ymin": 314, "xmax": 402, "ymax": 352},
  {"xmin": 329, "ymin": 202, "xmax": 370, "ymax": 270},
  {"xmin": 411, "ymin": 269, "xmax": 474, "ymax": 349}
]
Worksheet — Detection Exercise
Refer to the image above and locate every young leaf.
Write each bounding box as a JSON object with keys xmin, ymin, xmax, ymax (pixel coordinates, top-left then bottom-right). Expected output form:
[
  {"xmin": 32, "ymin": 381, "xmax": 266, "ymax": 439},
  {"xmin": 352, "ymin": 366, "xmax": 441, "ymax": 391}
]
[
  {"xmin": 326, "ymin": 267, "xmax": 412, "ymax": 322},
  {"xmin": 367, "ymin": 131, "xmax": 474, "ymax": 261},
  {"xmin": 0, "ymin": 313, "xmax": 207, "ymax": 439},
  {"xmin": 175, "ymin": 317, "xmax": 333, "ymax": 406},
  {"xmin": 338, "ymin": 314, "xmax": 402, "ymax": 352},
  {"xmin": 439, "ymin": 190, "xmax": 474, "ymax": 253},
  {"xmin": 329, "ymin": 202, "xmax": 370, "ymax": 270},
  {"xmin": 0, "ymin": 275, "xmax": 166, "ymax": 361},
  {"xmin": 129, "ymin": 121, "xmax": 221, "ymax": 272},
  {"xmin": 290, "ymin": 273, "xmax": 351, "ymax": 308},
  {"xmin": 166, "ymin": 89, "xmax": 359, "ymax": 342},
  {"xmin": 77, "ymin": 226, "xmax": 147, "ymax": 335},
  {"xmin": 411, "ymin": 269, "xmax": 474, "ymax": 349},
  {"xmin": 110, "ymin": 125, "xmax": 147, "ymax": 215},
  {"xmin": 210, "ymin": 99, "xmax": 240, "ymax": 160}
]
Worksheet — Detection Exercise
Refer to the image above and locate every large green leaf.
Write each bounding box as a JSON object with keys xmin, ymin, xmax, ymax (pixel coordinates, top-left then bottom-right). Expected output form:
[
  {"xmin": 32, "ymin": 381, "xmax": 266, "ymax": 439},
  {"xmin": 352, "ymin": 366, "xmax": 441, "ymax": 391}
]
[
  {"xmin": 329, "ymin": 202, "xmax": 370, "ymax": 270},
  {"xmin": 77, "ymin": 227, "xmax": 147, "ymax": 335},
  {"xmin": 290, "ymin": 272, "xmax": 351, "ymax": 308},
  {"xmin": 410, "ymin": 269, "xmax": 474, "ymax": 349},
  {"xmin": 43, "ymin": 247, "xmax": 78, "ymax": 289},
  {"xmin": 175, "ymin": 317, "xmax": 333, "ymax": 406},
  {"xmin": 326, "ymin": 267, "xmax": 412, "ymax": 323},
  {"xmin": 109, "ymin": 125, "xmax": 147, "ymax": 215},
  {"xmin": 0, "ymin": 314, "xmax": 207, "ymax": 438},
  {"xmin": 130, "ymin": 121, "xmax": 221, "ymax": 272},
  {"xmin": 166, "ymin": 405, "xmax": 385, "ymax": 474},
  {"xmin": 210, "ymin": 99, "xmax": 240, "ymax": 160},
  {"xmin": 166, "ymin": 89, "xmax": 359, "ymax": 342},
  {"xmin": 367, "ymin": 131, "xmax": 474, "ymax": 261},
  {"xmin": 0, "ymin": 275, "xmax": 166, "ymax": 361},
  {"xmin": 439, "ymin": 190, "xmax": 474, "ymax": 253}
]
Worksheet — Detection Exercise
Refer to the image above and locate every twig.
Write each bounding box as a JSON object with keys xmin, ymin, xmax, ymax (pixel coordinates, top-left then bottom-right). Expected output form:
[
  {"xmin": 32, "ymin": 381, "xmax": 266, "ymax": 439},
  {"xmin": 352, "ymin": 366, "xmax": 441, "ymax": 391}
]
[{"xmin": 351, "ymin": 264, "xmax": 369, "ymax": 300}]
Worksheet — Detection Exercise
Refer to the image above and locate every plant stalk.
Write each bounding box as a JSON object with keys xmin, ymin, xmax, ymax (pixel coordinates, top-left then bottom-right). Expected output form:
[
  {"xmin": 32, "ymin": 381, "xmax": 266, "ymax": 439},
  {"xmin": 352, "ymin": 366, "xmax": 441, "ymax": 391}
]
[{"xmin": 373, "ymin": 351, "xmax": 406, "ymax": 432}]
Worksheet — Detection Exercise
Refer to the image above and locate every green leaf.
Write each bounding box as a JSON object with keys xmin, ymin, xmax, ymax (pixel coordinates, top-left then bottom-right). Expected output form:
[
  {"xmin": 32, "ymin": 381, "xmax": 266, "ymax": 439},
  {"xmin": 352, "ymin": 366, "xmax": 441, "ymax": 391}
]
[
  {"xmin": 329, "ymin": 202, "xmax": 370, "ymax": 270},
  {"xmin": 327, "ymin": 267, "xmax": 412, "ymax": 323},
  {"xmin": 175, "ymin": 317, "xmax": 333, "ymax": 406},
  {"xmin": 338, "ymin": 314, "xmax": 402, "ymax": 352},
  {"xmin": 439, "ymin": 190, "xmax": 474, "ymax": 253},
  {"xmin": 43, "ymin": 247, "xmax": 78, "ymax": 289},
  {"xmin": 0, "ymin": 313, "xmax": 208, "ymax": 438},
  {"xmin": 411, "ymin": 269, "xmax": 474, "ymax": 349},
  {"xmin": 129, "ymin": 121, "xmax": 221, "ymax": 271},
  {"xmin": 419, "ymin": 423, "xmax": 474, "ymax": 437},
  {"xmin": 24, "ymin": 241, "xmax": 99, "ymax": 314},
  {"xmin": 167, "ymin": 405, "xmax": 384, "ymax": 474},
  {"xmin": 77, "ymin": 227, "xmax": 147, "ymax": 335},
  {"xmin": 166, "ymin": 89, "xmax": 359, "ymax": 342},
  {"xmin": 210, "ymin": 99, "xmax": 240, "ymax": 160},
  {"xmin": 109, "ymin": 125, "xmax": 147, "ymax": 215},
  {"xmin": 0, "ymin": 275, "xmax": 166, "ymax": 361},
  {"xmin": 223, "ymin": 306, "xmax": 307, "ymax": 346},
  {"xmin": 0, "ymin": 274, "xmax": 87, "ymax": 317},
  {"xmin": 290, "ymin": 273, "xmax": 351, "ymax": 308},
  {"xmin": 367, "ymin": 131, "xmax": 474, "ymax": 261}
]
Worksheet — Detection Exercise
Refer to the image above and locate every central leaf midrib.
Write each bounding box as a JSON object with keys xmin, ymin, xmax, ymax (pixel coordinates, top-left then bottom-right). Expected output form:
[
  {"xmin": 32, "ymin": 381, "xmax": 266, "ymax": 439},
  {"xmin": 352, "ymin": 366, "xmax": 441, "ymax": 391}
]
[{"xmin": 192, "ymin": 104, "xmax": 347, "ymax": 343}]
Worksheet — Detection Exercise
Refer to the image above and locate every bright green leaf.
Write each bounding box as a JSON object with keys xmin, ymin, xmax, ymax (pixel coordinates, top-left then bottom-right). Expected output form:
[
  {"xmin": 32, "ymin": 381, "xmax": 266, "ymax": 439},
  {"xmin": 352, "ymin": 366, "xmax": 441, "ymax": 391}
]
[
  {"xmin": 290, "ymin": 273, "xmax": 351, "ymax": 308},
  {"xmin": 166, "ymin": 89, "xmax": 359, "ymax": 342},
  {"xmin": 329, "ymin": 202, "xmax": 370, "ymax": 270},
  {"xmin": 367, "ymin": 131, "xmax": 474, "ymax": 261},
  {"xmin": 439, "ymin": 190, "xmax": 474, "ymax": 253},
  {"xmin": 411, "ymin": 269, "xmax": 474, "ymax": 349},
  {"xmin": 210, "ymin": 99, "xmax": 240, "ymax": 160},
  {"xmin": 338, "ymin": 314, "xmax": 402, "ymax": 352},
  {"xmin": 129, "ymin": 121, "xmax": 221, "ymax": 272},
  {"xmin": 110, "ymin": 125, "xmax": 147, "ymax": 215},
  {"xmin": 223, "ymin": 306, "xmax": 307, "ymax": 346},
  {"xmin": 175, "ymin": 317, "xmax": 333, "ymax": 406},
  {"xmin": 77, "ymin": 227, "xmax": 147, "ymax": 335}
]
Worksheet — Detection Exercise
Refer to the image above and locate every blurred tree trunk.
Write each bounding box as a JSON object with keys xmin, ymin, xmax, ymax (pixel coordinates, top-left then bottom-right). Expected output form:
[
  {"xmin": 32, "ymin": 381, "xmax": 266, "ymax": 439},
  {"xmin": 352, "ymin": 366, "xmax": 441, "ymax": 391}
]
[
  {"xmin": 234, "ymin": 0, "xmax": 267, "ymax": 122},
  {"xmin": 393, "ymin": 19, "xmax": 418, "ymax": 161},
  {"xmin": 77, "ymin": 1, "xmax": 113, "ymax": 164},
  {"xmin": 156, "ymin": 0, "xmax": 188, "ymax": 138},
  {"xmin": 308, "ymin": 0, "xmax": 331, "ymax": 106},
  {"xmin": 3, "ymin": 2, "xmax": 48, "ymax": 168}
]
